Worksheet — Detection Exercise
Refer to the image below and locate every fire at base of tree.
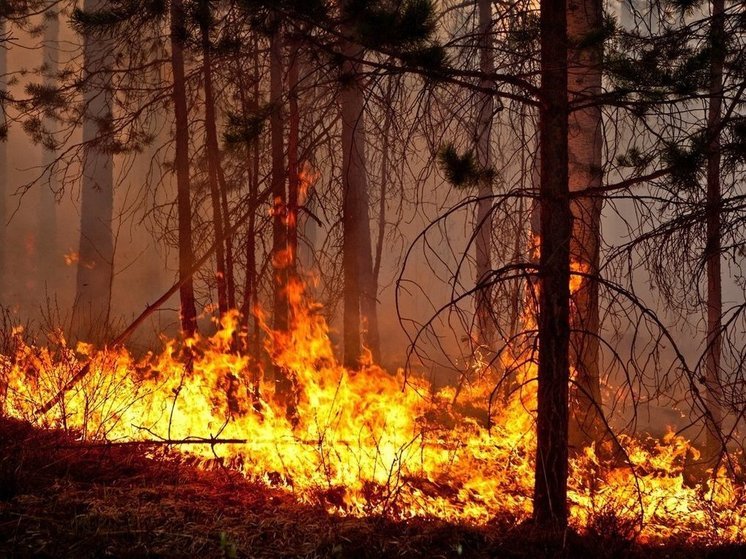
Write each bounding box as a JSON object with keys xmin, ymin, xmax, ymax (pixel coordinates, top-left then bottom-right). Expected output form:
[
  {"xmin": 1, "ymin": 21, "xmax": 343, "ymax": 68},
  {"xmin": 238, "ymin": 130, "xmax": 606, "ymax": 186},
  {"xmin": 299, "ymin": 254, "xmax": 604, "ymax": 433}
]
[
  {"xmin": 2, "ymin": 280, "xmax": 746, "ymax": 554},
  {"xmin": 0, "ymin": 0, "xmax": 745, "ymax": 555}
]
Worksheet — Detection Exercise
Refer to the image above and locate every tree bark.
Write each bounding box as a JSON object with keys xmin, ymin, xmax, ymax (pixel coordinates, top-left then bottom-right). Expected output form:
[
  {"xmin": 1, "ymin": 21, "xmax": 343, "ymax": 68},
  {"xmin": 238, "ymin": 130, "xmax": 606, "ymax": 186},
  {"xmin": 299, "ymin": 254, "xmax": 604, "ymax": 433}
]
[
  {"xmin": 287, "ymin": 43, "xmax": 300, "ymax": 280},
  {"xmin": 269, "ymin": 24, "xmax": 296, "ymax": 407},
  {"xmin": 533, "ymin": 0, "xmax": 571, "ymax": 529},
  {"xmin": 704, "ymin": 0, "xmax": 725, "ymax": 464},
  {"xmin": 38, "ymin": 7, "xmax": 59, "ymax": 292},
  {"xmin": 238, "ymin": 39, "xmax": 262, "ymax": 405},
  {"xmin": 566, "ymin": 0, "xmax": 606, "ymax": 451},
  {"xmin": 170, "ymin": 0, "xmax": 198, "ymax": 337},
  {"xmin": 372, "ymin": 80, "xmax": 392, "ymax": 314},
  {"xmin": 339, "ymin": 26, "xmax": 377, "ymax": 367},
  {"xmin": 198, "ymin": 0, "xmax": 229, "ymax": 317},
  {"xmin": 474, "ymin": 0, "xmax": 495, "ymax": 349},
  {"xmin": 0, "ymin": 20, "xmax": 6, "ymax": 297},
  {"xmin": 74, "ymin": 0, "xmax": 115, "ymax": 343}
]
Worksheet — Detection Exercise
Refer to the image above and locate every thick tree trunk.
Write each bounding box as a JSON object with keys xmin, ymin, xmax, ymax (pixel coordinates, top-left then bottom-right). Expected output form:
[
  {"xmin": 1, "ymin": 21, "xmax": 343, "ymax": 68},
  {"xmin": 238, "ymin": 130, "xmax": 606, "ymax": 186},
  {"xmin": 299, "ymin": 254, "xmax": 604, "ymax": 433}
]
[
  {"xmin": 704, "ymin": 0, "xmax": 725, "ymax": 464},
  {"xmin": 38, "ymin": 7, "xmax": 59, "ymax": 292},
  {"xmin": 340, "ymin": 29, "xmax": 379, "ymax": 367},
  {"xmin": 474, "ymin": 0, "xmax": 495, "ymax": 349},
  {"xmin": 74, "ymin": 0, "xmax": 115, "ymax": 343},
  {"xmin": 534, "ymin": 0, "xmax": 571, "ymax": 529},
  {"xmin": 566, "ymin": 0, "xmax": 606, "ymax": 451},
  {"xmin": 198, "ymin": 0, "xmax": 228, "ymax": 316},
  {"xmin": 170, "ymin": 0, "xmax": 198, "ymax": 336}
]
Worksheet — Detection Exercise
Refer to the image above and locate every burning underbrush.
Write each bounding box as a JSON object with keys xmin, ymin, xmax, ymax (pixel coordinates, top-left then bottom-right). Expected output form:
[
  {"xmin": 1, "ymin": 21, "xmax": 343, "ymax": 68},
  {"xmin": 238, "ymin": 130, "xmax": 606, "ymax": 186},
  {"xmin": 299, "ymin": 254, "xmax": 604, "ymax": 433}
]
[{"xmin": 1, "ymin": 282, "xmax": 745, "ymax": 547}]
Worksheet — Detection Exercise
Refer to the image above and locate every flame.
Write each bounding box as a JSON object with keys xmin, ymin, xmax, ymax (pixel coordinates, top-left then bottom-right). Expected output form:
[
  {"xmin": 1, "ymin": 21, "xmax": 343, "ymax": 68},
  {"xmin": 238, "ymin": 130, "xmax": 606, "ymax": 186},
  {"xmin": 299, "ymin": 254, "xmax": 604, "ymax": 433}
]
[
  {"xmin": 64, "ymin": 250, "xmax": 79, "ymax": 266},
  {"xmin": 1, "ymin": 278, "xmax": 745, "ymax": 543}
]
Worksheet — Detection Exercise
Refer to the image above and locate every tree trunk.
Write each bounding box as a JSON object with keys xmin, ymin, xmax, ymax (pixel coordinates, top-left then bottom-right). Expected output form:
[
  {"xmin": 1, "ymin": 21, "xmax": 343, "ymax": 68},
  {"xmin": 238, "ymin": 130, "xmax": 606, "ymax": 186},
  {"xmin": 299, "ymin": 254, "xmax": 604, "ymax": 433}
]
[
  {"xmin": 38, "ymin": 7, "xmax": 59, "ymax": 292},
  {"xmin": 0, "ymin": 20, "xmax": 6, "ymax": 297},
  {"xmin": 170, "ymin": 0, "xmax": 198, "ymax": 337},
  {"xmin": 533, "ymin": 0, "xmax": 571, "ymax": 530},
  {"xmin": 287, "ymin": 43, "xmax": 300, "ymax": 280},
  {"xmin": 474, "ymin": 0, "xmax": 495, "ymax": 349},
  {"xmin": 372, "ymin": 81, "xmax": 392, "ymax": 316},
  {"xmin": 198, "ymin": 0, "xmax": 228, "ymax": 317},
  {"xmin": 704, "ymin": 0, "xmax": 725, "ymax": 465},
  {"xmin": 269, "ymin": 25, "xmax": 295, "ymax": 407},
  {"xmin": 566, "ymin": 0, "xmax": 606, "ymax": 451},
  {"xmin": 239, "ymin": 39, "xmax": 262, "ymax": 405},
  {"xmin": 339, "ymin": 25, "xmax": 377, "ymax": 367},
  {"xmin": 74, "ymin": 0, "xmax": 115, "ymax": 343}
]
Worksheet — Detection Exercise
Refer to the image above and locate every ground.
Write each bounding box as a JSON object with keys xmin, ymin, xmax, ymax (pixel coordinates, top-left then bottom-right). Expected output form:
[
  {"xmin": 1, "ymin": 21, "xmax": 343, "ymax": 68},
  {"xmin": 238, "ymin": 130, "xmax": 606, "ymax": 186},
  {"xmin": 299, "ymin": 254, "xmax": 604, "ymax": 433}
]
[{"xmin": 0, "ymin": 417, "xmax": 744, "ymax": 559}]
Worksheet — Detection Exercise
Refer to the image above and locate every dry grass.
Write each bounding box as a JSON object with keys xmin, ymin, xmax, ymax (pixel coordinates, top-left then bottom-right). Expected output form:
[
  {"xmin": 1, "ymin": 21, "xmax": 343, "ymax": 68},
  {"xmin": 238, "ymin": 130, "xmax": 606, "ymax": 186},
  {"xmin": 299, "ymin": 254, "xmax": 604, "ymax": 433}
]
[{"xmin": 0, "ymin": 417, "xmax": 744, "ymax": 559}]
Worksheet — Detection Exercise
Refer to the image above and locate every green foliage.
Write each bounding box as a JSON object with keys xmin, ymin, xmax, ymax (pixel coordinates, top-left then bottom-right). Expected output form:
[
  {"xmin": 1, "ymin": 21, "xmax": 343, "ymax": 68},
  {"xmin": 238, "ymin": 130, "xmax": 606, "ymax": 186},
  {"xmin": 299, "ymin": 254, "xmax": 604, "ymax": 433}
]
[
  {"xmin": 223, "ymin": 108, "xmax": 269, "ymax": 149},
  {"xmin": 667, "ymin": 0, "xmax": 703, "ymax": 17},
  {"xmin": 400, "ymin": 43, "xmax": 446, "ymax": 73},
  {"xmin": 616, "ymin": 146, "xmax": 651, "ymax": 169},
  {"xmin": 723, "ymin": 116, "xmax": 746, "ymax": 168},
  {"xmin": 437, "ymin": 143, "xmax": 493, "ymax": 190},
  {"xmin": 72, "ymin": 0, "xmax": 166, "ymax": 34},
  {"xmin": 24, "ymin": 83, "xmax": 65, "ymax": 112},
  {"xmin": 662, "ymin": 141, "xmax": 704, "ymax": 191},
  {"xmin": 346, "ymin": 0, "xmax": 436, "ymax": 50}
]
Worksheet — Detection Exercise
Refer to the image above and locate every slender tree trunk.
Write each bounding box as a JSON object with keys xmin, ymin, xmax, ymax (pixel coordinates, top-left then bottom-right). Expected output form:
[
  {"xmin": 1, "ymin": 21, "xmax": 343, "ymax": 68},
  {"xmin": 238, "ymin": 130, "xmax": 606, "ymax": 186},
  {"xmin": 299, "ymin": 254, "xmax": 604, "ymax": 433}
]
[
  {"xmin": 170, "ymin": 0, "xmax": 198, "ymax": 336},
  {"xmin": 74, "ymin": 0, "xmax": 115, "ymax": 343},
  {"xmin": 219, "ymin": 171, "xmax": 235, "ymax": 309},
  {"xmin": 198, "ymin": 0, "xmax": 228, "ymax": 316},
  {"xmin": 270, "ymin": 26, "xmax": 287, "ymax": 334},
  {"xmin": 372, "ymin": 81, "xmax": 392, "ymax": 307},
  {"xmin": 474, "ymin": 0, "xmax": 495, "ymax": 349},
  {"xmin": 704, "ymin": 0, "xmax": 725, "ymax": 464},
  {"xmin": 566, "ymin": 0, "xmax": 606, "ymax": 451},
  {"xmin": 38, "ymin": 6, "xmax": 59, "ymax": 292},
  {"xmin": 239, "ymin": 40, "xmax": 262, "ymax": 405},
  {"xmin": 533, "ymin": 0, "xmax": 571, "ymax": 529},
  {"xmin": 287, "ymin": 43, "xmax": 300, "ymax": 280},
  {"xmin": 269, "ymin": 25, "xmax": 296, "ymax": 408},
  {"xmin": 0, "ymin": 20, "xmax": 6, "ymax": 298},
  {"xmin": 340, "ymin": 29, "xmax": 367, "ymax": 367}
]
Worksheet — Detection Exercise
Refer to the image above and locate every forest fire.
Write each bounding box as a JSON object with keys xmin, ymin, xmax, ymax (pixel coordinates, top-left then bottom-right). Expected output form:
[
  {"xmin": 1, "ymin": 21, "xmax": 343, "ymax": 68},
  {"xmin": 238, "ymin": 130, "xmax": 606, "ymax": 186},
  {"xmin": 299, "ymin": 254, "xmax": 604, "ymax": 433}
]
[
  {"xmin": 1, "ymin": 0, "xmax": 744, "ymax": 554},
  {"xmin": 2, "ymin": 279, "xmax": 744, "ymax": 545}
]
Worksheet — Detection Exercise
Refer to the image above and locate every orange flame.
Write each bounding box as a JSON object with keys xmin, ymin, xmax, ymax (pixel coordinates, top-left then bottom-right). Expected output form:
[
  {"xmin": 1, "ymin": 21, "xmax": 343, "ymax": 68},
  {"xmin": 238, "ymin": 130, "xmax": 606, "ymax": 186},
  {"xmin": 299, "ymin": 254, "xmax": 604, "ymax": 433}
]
[{"xmin": 1, "ymin": 278, "xmax": 744, "ymax": 543}]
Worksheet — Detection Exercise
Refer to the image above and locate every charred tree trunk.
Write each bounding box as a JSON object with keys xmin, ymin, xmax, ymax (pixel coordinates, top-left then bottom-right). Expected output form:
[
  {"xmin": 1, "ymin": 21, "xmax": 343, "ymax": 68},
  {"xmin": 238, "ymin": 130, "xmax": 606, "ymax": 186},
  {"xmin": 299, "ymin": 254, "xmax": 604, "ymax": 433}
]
[
  {"xmin": 198, "ymin": 0, "xmax": 228, "ymax": 317},
  {"xmin": 219, "ymin": 171, "xmax": 235, "ymax": 309},
  {"xmin": 269, "ymin": 24, "xmax": 295, "ymax": 407},
  {"xmin": 287, "ymin": 43, "xmax": 300, "ymax": 281},
  {"xmin": 74, "ymin": 0, "xmax": 115, "ymax": 343},
  {"xmin": 170, "ymin": 0, "xmax": 198, "ymax": 336},
  {"xmin": 704, "ymin": 0, "xmax": 725, "ymax": 464},
  {"xmin": 38, "ymin": 7, "xmax": 59, "ymax": 293},
  {"xmin": 0, "ymin": 20, "xmax": 6, "ymax": 297},
  {"xmin": 474, "ymin": 0, "xmax": 495, "ymax": 349},
  {"xmin": 534, "ymin": 0, "xmax": 571, "ymax": 529},
  {"xmin": 372, "ymin": 81, "xmax": 392, "ymax": 316},
  {"xmin": 566, "ymin": 0, "xmax": 606, "ymax": 451},
  {"xmin": 340, "ymin": 16, "xmax": 380, "ymax": 367},
  {"xmin": 239, "ymin": 40, "xmax": 262, "ymax": 405}
]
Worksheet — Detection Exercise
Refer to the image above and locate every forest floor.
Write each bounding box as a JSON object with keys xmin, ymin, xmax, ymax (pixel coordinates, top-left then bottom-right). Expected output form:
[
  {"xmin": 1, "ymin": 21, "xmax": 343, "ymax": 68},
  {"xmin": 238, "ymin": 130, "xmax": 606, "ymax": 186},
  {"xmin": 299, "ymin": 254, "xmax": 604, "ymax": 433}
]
[{"xmin": 0, "ymin": 417, "xmax": 744, "ymax": 559}]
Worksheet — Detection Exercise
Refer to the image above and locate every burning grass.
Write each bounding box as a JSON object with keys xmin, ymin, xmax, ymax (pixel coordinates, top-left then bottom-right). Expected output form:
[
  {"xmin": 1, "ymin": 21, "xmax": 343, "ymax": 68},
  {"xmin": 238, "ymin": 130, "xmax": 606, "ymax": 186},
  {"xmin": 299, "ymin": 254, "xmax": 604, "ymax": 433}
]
[
  {"xmin": 0, "ymin": 417, "xmax": 743, "ymax": 558},
  {"xmin": 1, "ymin": 282, "xmax": 746, "ymax": 550}
]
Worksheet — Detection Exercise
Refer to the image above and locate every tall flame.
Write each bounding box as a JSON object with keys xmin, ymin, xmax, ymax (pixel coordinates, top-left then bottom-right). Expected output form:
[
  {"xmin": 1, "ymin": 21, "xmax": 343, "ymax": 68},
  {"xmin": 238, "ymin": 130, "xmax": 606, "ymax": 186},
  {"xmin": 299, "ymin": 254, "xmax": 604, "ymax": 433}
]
[{"xmin": 1, "ymin": 278, "xmax": 744, "ymax": 543}]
